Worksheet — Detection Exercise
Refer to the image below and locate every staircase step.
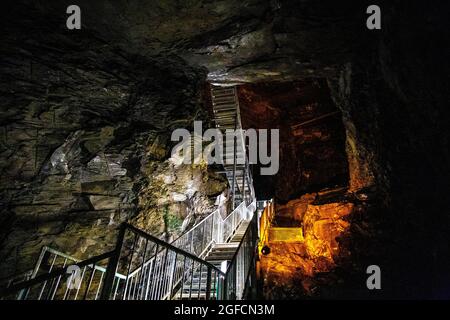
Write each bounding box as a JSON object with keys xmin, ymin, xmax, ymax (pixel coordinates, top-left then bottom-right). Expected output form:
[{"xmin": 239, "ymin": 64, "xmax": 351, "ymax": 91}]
[
  {"xmin": 212, "ymin": 87, "xmax": 234, "ymax": 92},
  {"xmin": 216, "ymin": 124, "xmax": 237, "ymax": 129},
  {"xmin": 174, "ymin": 293, "xmax": 210, "ymax": 300},
  {"xmin": 182, "ymin": 280, "xmax": 209, "ymax": 287},
  {"xmin": 208, "ymin": 250, "xmax": 236, "ymax": 256},
  {"xmin": 268, "ymin": 227, "xmax": 304, "ymax": 242},
  {"xmin": 212, "ymin": 243, "xmax": 239, "ymax": 249},
  {"xmin": 213, "ymin": 107, "xmax": 237, "ymax": 112},
  {"xmin": 209, "ymin": 250, "xmax": 237, "ymax": 255},
  {"xmin": 212, "ymin": 99, "xmax": 236, "ymax": 105},
  {"xmin": 206, "ymin": 256, "xmax": 234, "ymax": 262},
  {"xmin": 212, "ymin": 89, "xmax": 235, "ymax": 94},
  {"xmin": 214, "ymin": 114, "xmax": 236, "ymax": 120},
  {"xmin": 212, "ymin": 98, "xmax": 236, "ymax": 104}
]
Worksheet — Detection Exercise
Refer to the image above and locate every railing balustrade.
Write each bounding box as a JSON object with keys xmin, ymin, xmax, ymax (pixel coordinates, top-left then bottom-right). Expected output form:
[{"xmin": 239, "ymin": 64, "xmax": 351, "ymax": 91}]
[
  {"xmin": 0, "ymin": 247, "xmax": 120, "ymax": 300},
  {"xmin": 1, "ymin": 200, "xmax": 257, "ymax": 301},
  {"xmin": 223, "ymin": 210, "xmax": 258, "ymax": 300},
  {"xmin": 101, "ymin": 223, "xmax": 225, "ymax": 300},
  {"xmin": 258, "ymin": 200, "xmax": 275, "ymax": 256}
]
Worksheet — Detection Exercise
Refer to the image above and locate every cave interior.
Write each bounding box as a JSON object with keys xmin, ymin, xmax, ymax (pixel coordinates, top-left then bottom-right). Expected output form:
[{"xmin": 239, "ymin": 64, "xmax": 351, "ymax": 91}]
[{"xmin": 0, "ymin": 0, "xmax": 449, "ymax": 299}]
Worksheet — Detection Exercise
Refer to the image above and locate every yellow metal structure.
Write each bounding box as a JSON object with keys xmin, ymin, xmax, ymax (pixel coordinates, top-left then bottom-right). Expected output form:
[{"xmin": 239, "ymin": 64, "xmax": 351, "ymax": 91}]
[
  {"xmin": 258, "ymin": 201, "xmax": 275, "ymax": 256},
  {"xmin": 268, "ymin": 227, "xmax": 303, "ymax": 242}
]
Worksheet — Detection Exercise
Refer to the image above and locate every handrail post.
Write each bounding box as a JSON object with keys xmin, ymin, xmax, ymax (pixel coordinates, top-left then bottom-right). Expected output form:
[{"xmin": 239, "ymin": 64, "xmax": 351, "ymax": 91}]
[
  {"xmin": 217, "ymin": 214, "xmax": 223, "ymax": 243},
  {"xmin": 201, "ymin": 222, "xmax": 206, "ymax": 258},
  {"xmin": 168, "ymin": 253, "xmax": 177, "ymax": 298},
  {"xmin": 223, "ymin": 275, "xmax": 228, "ymax": 300},
  {"xmin": 231, "ymin": 113, "xmax": 238, "ymax": 210},
  {"xmin": 18, "ymin": 246, "xmax": 48, "ymax": 299},
  {"xmin": 242, "ymin": 165, "xmax": 246, "ymax": 207},
  {"xmin": 100, "ymin": 223, "xmax": 126, "ymax": 300},
  {"xmin": 216, "ymin": 275, "xmax": 223, "ymax": 300},
  {"xmin": 205, "ymin": 266, "xmax": 212, "ymax": 300}
]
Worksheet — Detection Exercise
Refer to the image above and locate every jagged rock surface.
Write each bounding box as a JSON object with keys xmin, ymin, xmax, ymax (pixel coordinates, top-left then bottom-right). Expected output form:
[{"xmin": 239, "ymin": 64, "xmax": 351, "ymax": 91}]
[{"xmin": 0, "ymin": 8, "xmax": 228, "ymax": 278}]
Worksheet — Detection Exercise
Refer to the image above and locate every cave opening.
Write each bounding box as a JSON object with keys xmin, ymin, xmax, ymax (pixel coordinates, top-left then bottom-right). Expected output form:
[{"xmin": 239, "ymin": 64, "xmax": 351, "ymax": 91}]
[
  {"xmin": 237, "ymin": 80, "xmax": 349, "ymax": 205},
  {"xmin": 207, "ymin": 79, "xmax": 354, "ymax": 299}
]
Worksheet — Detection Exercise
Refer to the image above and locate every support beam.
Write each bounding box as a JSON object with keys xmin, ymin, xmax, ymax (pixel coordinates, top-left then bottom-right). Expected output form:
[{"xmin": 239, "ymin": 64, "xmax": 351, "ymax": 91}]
[{"xmin": 290, "ymin": 111, "xmax": 340, "ymax": 130}]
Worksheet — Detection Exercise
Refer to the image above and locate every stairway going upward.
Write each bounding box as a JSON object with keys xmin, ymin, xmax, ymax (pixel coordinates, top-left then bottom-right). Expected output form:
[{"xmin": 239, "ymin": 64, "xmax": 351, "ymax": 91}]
[
  {"xmin": 176, "ymin": 220, "xmax": 250, "ymax": 299},
  {"xmin": 210, "ymin": 86, "xmax": 254, "ymax": 209},
  {"xmin": 206, "ymin": 221, "xmax": 249, "ymax": 264},
  {"xmin": 1, "ymin": 85, "xmax": 261, "ymax": 301}
]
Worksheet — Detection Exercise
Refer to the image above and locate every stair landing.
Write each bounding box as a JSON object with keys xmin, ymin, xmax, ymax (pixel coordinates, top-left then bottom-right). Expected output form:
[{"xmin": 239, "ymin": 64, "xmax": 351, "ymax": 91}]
[
  {"xmin": 174, "ymin": 220, "xmax": 250, "ymax": 300},
  {"xmin": 206, "ymin": 220, "xmax": 249, "ymax": 264}
]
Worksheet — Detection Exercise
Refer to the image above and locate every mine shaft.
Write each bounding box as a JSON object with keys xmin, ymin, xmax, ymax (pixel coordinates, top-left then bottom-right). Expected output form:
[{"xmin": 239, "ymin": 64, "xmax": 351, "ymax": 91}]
[{"xmin": 0, "ymin": 1, "xmax": 449, "ymax": 303}]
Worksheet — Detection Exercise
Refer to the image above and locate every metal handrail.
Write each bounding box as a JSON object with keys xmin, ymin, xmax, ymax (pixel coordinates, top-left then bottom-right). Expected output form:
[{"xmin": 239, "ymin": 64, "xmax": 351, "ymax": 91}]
[
  {"xmin": 223, "ymin": 201, "xmax": 246, "ymax": 241},
  {"xmin": 123, "ymin": 223, "xmax": 224, "ymax": 274},
  {"xmin": 171, "ymin": 208, "xmax": 221, "ymax": 258},
  {"xmin": 121, "ymin": 200, "xmax": 251, "ymax": 299},
  {"xmin": 126, "ymin": 199, "xmax": 250, "ymax": 280},
  {"xmin": 30, "ymin": 246, "xmax": 124, "ymax": 278},
  {"xmin": 1, "ymin": 199, "xmax": 255, "ymax": 301},
  {"xmin": 258, "ymin": 200, "xmax": 275, "ymax": 256},
  {"xmin": 0, "ymin": 249, "xmax": 117, "ymax": 300},
  {"xmin": 100, "ymin": 223, "xmax": 225, "ymax": 300},
  {"xmin": 1, "ymin": 223, "xmax": 226, "ymax": 301},
  {"xmin": 0, "ymin": 269, "xmax": 33, "ymax": 290},
  {"xmin": 1, "ymin": 202, "xmax": 258, "ymax": 301},
  {"xmin": 223, "ymin": 208, "xmax": 258, "ymax": 300}
]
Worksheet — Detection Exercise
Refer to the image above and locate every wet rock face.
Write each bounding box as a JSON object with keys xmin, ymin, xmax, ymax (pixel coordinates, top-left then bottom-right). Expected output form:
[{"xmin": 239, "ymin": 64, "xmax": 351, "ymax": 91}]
[
  {"xmin": 303, "ymin": 201, "xmax": 353, "ymax": 262},
  {"xmin": 184, "ymin": 1, "xmax": 366, "ymax": 84},
  {"xmin": 12, "ymin": 1, "xmax": 365, "ymax": 84},
  {"xmin": 242, "ymin": 1, "xmax": 450, "ymax": 298},
  {"xmin": 326, "ymin": 3, "xmax": 450, "ymax": 298},
  {"xmin": 261, "ymin": 189, "xmax": 356, "ymax": 299},
  {"xmin": 258, "ymin": 178, "xmax": 387, "ymax": 299},
  {"xmin": 0, "ymin": 12, "xmax": 228, "ymax": 278}
]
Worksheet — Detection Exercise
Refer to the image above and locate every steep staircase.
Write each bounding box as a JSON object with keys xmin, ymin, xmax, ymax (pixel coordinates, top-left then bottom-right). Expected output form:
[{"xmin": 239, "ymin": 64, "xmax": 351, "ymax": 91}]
[
  {"xmin": 206, "ymin": 221, "xmax": 249, "ymax": 265},
  {"xmin": 0, "ymin": 85, "xmax": 263, "ymax": 301},
  {"xmin": 210, "ymin": 86, "xmax": 254, "ymax": 208},
  {"xmin": 175, "ymin": 220, "xmax": 250, "ymax": 299}
]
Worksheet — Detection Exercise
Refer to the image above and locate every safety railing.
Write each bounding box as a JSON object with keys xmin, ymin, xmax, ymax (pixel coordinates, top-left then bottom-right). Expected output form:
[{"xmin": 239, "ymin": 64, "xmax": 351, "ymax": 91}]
[
  {"xmin": 1, "ymin": 201, "xmax": 257, "ymax": 301},
  {"xmin": 170, "ymin": 198, "xmax": 254, "ymax": 259},
  {"xmin": 244, "ymin": 155, "xmax": 256, "ymax": 206},
  {"xmin": 0, "ymin": 247, "xmax": 121, "ymax": 300},
  {"xmin": 171, "ymin": 208, "xmax": 222, "ymax": 258},
  {"xmin": 223, "ymin": 201, "xmax": 247, "ymax": 242},
  {"xmin": 1, "ymin": 225, "xmax": 226, "ymax": 301},
  {"xmin": 122, "ymin": 200, "xmax": 253, "ymax": 296},
  {"xmin": 258, "ymin": 200, "xmax": 275, "ymax": 256},
  {"xmin": 0, "ymin": 270, "xmax": 33, "ymax": 294},
  {"xmin": 223, "ymin": 211, "xmax": 258, "ymax": 300},
  {"xmin": 100, "ymin": 223, "xmax": 225, "ymax": 300}
]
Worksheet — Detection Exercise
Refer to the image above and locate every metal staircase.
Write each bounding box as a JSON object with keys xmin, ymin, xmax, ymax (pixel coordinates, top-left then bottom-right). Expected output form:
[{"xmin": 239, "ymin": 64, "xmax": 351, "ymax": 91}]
[
  {"xmin": 175, "ymin": 220, "xmax": 250, "ymax": 299},
  {"xmin": 0, "ymin": 200, "xmax": 258, "ymax": 301},
  {"xmin": 1, "ymin": 85, "xmax": 261, "ymax": 301},
  {"xmin": 210, "ymin": 86, "xmax": 254, "ymax": 209}
]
